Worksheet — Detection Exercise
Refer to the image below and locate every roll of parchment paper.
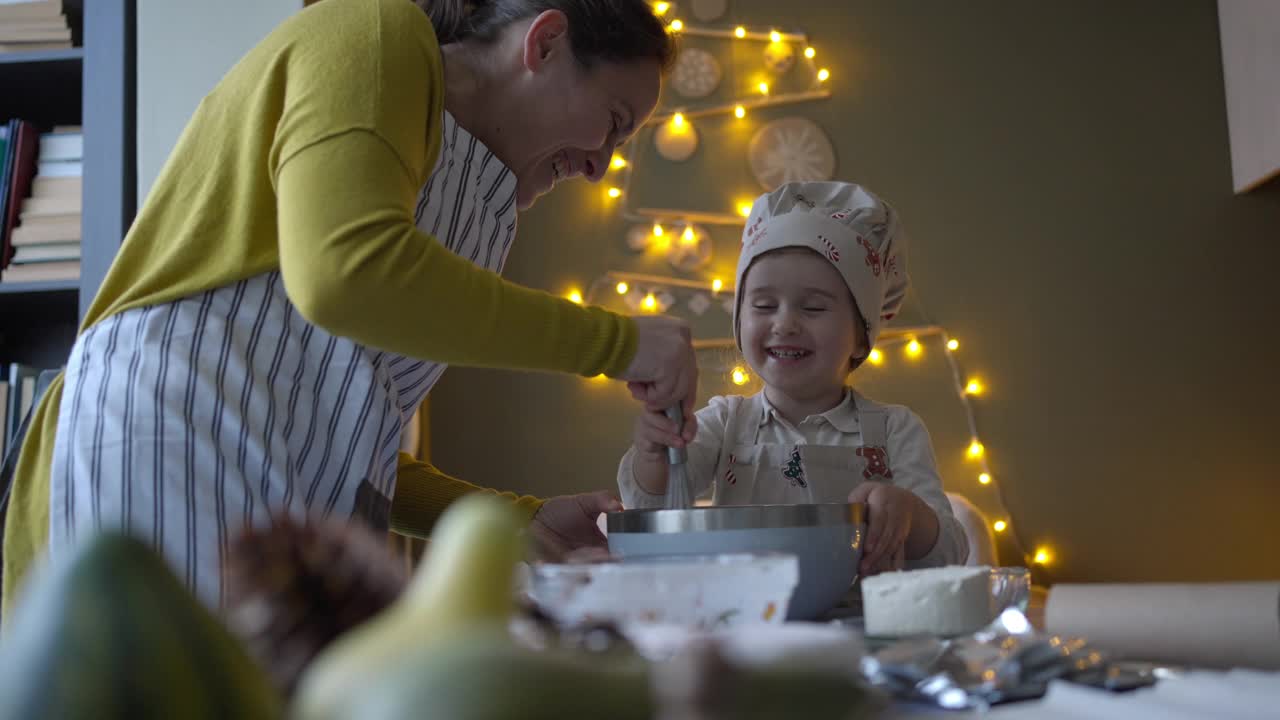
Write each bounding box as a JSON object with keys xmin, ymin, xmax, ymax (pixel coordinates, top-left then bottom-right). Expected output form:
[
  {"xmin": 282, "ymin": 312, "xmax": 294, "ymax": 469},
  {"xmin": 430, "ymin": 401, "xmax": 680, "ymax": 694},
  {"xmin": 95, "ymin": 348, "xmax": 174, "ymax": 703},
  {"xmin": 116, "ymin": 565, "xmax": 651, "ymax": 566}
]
[{"xmin": 1046, "ymin": 582, "xmax": 1280, "ymax": 670}]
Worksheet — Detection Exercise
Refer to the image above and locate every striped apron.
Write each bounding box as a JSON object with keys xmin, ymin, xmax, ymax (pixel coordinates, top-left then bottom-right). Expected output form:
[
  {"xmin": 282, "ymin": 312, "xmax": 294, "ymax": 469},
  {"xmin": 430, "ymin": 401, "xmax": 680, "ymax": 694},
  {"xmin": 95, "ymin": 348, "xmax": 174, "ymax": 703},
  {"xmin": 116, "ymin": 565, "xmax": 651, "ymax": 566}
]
[{"xmin": 48, "ymin": 112, "xmax": 518, "ymax": 608}]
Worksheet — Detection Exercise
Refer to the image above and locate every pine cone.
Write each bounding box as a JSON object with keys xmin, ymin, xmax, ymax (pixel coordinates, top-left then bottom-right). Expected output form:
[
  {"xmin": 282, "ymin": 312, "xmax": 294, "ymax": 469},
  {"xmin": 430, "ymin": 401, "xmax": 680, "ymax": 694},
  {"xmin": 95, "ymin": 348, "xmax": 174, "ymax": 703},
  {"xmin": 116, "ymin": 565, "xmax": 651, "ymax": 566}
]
[{"xmin": 223, "ymin": 515, "xmax": 410, "ymax": 698}]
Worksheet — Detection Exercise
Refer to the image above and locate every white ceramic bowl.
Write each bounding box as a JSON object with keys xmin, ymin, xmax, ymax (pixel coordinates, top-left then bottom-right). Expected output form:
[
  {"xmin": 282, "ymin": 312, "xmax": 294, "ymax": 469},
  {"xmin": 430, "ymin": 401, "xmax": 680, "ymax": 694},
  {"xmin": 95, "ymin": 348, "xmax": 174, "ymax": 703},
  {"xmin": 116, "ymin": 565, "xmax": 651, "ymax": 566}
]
[
  {"xmin": 528, "ymin": 553, "xmax": 799, "ymax": 630},
  {"xmin": 606, "ymin": 503, "xmax": 866, "ymax": 621}
]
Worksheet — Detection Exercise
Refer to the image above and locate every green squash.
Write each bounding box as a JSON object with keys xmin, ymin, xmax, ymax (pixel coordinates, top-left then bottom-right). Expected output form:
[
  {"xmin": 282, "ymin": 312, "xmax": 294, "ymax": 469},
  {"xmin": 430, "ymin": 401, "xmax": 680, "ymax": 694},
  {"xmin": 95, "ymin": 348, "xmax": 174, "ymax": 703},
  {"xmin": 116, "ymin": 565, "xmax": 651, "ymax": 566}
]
[{"xmin": 0, "ymin": 532, "xmax": 281, "ymax": 720}]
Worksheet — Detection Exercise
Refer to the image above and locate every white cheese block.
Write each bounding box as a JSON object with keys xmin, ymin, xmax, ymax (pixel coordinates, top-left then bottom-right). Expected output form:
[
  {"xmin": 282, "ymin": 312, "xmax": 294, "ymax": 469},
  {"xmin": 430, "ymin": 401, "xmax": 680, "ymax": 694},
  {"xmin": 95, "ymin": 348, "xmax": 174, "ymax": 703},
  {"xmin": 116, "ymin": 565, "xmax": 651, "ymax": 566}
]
[{"xmin": 861, "ymin": 566, "xmax": 995, "ymax": 637}]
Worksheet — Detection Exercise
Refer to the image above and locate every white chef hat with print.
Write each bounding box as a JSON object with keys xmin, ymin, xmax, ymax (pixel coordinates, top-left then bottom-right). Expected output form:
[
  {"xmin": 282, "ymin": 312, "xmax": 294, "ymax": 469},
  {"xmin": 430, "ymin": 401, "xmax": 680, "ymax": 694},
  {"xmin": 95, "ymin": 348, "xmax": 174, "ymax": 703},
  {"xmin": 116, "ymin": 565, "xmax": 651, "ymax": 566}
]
[{"xmin": 733, "ymin": 181, "xmax": 910, "ymax": 362}]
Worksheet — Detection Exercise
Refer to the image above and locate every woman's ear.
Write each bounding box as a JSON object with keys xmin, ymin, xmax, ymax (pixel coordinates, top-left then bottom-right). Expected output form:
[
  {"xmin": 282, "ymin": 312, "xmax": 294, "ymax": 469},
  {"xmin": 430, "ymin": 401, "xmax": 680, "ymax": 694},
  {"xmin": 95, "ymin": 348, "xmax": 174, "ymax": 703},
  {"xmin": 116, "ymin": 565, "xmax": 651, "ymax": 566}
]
[{"xmin": 522, "ymin": 9, "xmax": 570, "ymax": 72}]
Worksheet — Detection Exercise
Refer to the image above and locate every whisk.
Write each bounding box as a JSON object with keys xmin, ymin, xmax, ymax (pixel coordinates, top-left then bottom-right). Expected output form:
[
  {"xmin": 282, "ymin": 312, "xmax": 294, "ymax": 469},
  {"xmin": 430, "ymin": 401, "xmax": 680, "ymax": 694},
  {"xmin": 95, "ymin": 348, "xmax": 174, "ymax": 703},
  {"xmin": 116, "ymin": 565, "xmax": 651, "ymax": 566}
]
[{"xmin": 663, "ymin": 405, "xmax": 693, "ymax": 510}]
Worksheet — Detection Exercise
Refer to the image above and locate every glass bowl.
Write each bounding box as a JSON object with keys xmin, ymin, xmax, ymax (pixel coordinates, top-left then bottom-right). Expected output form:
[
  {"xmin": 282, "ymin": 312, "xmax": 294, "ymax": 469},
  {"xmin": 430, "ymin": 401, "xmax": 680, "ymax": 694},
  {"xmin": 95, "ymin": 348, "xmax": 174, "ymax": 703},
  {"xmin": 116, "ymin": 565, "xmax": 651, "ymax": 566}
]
[{"xmin": 990, "ymin": 566, "xmax": 1032, "ymax": 612}]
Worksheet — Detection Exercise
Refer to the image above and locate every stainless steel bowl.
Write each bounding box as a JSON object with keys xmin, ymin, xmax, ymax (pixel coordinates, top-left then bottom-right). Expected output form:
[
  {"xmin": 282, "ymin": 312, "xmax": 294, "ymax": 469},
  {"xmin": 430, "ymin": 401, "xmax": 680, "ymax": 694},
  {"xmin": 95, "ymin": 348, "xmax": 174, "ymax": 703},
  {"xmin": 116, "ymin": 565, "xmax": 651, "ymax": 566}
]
[{"xmin": 606, "ymin": 503, "xmax": 866, "ymax": 620}]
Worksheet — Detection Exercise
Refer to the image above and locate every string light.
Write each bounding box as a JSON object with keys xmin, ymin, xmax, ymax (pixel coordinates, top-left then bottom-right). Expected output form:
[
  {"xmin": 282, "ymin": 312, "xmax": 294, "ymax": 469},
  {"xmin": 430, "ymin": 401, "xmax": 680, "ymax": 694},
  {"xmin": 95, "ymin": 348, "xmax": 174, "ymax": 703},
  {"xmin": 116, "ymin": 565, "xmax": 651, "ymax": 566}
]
[
  {"xmin": 979, "ymin": 472, "xmax": 992, "ymax": 485},
  {"xmin": 731, "ymin": 366, "xmax": 750, "ymax": 386},
  {"xmin": 610, "ymin": 155, "xmax": 627, "ymax": 170},
  {"xmin": 867, "ymin": 348, "xmax": 884, "ymax": 365},
  {"xmin": 653, "ymin": 1, "xmax": 670, "ymax": 15},
  {"xmin": 641, "ymin": 293, "xmax": 658, "ymax": 312},
  {"xmin": 967, "ymin": 440, "xmax": 985, "ymax": 459},
  {"xmin": 652, "ymin": 223, "xmax": 664, "ymax": 237},
  {"xmin": 905, "ymin": 338, "xmax": 923, "ymax": 357},
  {"xmin": 737, "ymin": 201, "xmax": 753, "ymax": 217},
  {"xmin": 757, "ymin": 82, "xmax": 770, "ymax": 95},
  {"xmin": 615, "ymin": 281, "xmax": 629, "ymax": 295},
  {"xmin": 669, "ymin": 19, "xmax": 683, "ymax": 32},
  {"xmin": 964, "ymin": 378, "xmax": 985, "ymax": 396},
  {"xmin": 993, "ymin": 520, "xmax": 1008, "ymax": 533},
  {"xmin": 681, "ymin": 226, "xmax": 696, "ymax": 245},
  {"xmin": 1033, "ymin": 547, "xmax": 1053, "ymax": 565},
  {"xmin": 711, "ymin": 278, "xmax": 724, "ymax": 293},
  {"xmin": 734, "ymin": 26, "xmax": 747, "ymax": 39},
  {"xmin": 671, "ymin": 112, "xmax": 686, "ymax": 130},
  {"xmin": 804, "ymin": 46, "xmax": 816, "ymax": 59},
  {"xmin": 734, "ymin": 105, "xmax": 746, "ymax": 119},
  {"xmin": 817, "ymin": 68, "xmax": 830, "ymax": 82},
  {"xmin": 769, "ymin": 30, "xmax": 783, "ymax": 43},
  {"xmin": 566, "ymin": 289, "xmax": 584, "ymax": 305}
]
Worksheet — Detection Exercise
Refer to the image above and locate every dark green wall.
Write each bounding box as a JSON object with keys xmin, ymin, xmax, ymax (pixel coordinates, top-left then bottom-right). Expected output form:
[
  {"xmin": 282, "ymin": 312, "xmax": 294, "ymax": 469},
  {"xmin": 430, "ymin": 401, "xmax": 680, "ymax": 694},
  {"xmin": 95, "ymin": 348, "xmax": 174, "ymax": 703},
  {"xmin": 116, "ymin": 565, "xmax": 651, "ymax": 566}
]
[{"xmin": 431, "ymin": 0, "xmax": 1280, "ymax": 583}]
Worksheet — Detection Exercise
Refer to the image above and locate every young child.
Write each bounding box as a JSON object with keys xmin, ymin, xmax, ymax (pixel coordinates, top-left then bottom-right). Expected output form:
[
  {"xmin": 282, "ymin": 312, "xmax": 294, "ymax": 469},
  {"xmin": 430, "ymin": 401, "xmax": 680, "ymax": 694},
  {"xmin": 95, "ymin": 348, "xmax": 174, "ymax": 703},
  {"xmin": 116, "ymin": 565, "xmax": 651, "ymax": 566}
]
[{"xmin": 618, "ymin": 181, "xmax": 968, "ymax": 575}]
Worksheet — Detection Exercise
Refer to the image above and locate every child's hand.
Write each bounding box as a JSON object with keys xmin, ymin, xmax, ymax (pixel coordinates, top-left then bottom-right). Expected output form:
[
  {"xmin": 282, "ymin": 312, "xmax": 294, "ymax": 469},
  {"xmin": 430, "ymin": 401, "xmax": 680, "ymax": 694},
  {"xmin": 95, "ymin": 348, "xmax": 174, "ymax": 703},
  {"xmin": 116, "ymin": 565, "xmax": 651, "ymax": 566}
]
[
  {"xmin": 632, "ymin": 407, "xmax": 696, "ymax": 457},
  {"xmin": 849, "ymin": 483, "xmax": 925, "ymax": 576}
]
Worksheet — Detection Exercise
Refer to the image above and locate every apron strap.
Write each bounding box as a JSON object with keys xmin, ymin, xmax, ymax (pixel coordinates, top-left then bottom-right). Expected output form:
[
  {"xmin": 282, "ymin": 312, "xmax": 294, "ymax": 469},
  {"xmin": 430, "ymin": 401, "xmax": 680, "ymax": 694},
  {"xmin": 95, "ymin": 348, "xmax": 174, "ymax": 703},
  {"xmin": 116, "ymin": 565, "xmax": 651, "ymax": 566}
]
[{"xmin": 854, "ymin": 395, "xmax": 890, "ymax": 448}]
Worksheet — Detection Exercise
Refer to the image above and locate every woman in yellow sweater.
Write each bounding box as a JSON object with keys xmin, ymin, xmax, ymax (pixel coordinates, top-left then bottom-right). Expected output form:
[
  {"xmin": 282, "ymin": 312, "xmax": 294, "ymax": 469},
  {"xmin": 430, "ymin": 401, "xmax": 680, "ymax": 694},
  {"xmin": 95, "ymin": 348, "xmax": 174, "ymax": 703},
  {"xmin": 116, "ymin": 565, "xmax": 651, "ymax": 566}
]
[{"xmin": 1, "ymin": 0, "xmax": 697, "ymax": 613}]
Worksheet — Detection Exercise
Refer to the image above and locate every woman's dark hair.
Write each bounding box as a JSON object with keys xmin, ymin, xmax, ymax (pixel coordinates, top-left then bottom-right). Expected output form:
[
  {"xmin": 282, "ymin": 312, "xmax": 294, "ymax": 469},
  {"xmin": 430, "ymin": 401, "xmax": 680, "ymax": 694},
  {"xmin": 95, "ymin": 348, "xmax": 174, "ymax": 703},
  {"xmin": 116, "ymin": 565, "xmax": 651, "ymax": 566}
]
[{"xmin": 415, "ymin": 0, "xmax": 676, "ymax": 72}]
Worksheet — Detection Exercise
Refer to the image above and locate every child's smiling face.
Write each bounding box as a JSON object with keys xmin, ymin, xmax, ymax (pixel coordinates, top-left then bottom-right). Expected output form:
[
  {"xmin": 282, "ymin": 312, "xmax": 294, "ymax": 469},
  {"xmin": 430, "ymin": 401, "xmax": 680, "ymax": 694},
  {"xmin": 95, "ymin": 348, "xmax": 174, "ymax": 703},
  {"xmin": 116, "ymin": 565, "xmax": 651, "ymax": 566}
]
[{"xmin": 739, "ymin": 248, "xmax": 868, "ymax": 403}]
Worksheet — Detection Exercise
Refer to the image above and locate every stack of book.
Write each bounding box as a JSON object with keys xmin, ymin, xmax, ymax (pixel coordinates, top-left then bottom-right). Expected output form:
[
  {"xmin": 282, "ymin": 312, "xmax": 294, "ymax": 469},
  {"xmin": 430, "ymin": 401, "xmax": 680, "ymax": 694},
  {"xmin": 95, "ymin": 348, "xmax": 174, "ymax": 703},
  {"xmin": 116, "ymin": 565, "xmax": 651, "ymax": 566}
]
[
  {"xmin": 2, "ymin": 126, "xmax": 81, "ymax": 282},
  {"xmin": 0, "ymin": 0, "xmax": 72, "ymax": 55},
  {"xmin": 0, "ymin": 362, "xmax": 56, "ymax": 459}
]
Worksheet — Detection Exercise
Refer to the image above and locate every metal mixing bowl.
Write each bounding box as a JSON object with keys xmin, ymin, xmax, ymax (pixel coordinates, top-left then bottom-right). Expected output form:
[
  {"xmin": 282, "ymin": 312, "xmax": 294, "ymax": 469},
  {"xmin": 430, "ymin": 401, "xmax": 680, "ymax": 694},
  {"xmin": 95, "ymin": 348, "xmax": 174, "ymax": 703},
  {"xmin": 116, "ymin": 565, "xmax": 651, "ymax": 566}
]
[{"xmin": 606, "ymin": 503, "xmax": 866, "ymax": 620}]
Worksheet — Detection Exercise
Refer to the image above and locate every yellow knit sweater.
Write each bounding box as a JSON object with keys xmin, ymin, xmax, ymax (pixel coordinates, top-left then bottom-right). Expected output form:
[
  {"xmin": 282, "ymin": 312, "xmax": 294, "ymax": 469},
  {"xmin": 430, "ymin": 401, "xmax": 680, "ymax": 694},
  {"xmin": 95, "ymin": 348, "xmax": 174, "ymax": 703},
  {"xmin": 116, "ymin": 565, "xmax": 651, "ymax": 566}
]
[{"xmin": 1, "ymin": 0, "xmax": 636, "ymax": 616}]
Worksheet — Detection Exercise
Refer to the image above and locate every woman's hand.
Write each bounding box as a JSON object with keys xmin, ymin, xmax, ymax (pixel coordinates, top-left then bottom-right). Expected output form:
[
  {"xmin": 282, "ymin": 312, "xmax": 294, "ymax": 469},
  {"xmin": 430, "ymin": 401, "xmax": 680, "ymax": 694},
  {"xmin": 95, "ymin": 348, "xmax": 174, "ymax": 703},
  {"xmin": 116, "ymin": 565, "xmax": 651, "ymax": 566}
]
[
  {"xmin": 621, "ymin": 316, "xmax": 698, "ymax": 422},
  {"xmin": 528, "ymin": 490, "xmax": 622, "ymax": 561},
  {"xmin": 633, "ymin": 406, "xmax": 696, "ymax": 456},
  {"xmin": 848, "ymin": 483, "xmax": 939, "ymax": 576}
]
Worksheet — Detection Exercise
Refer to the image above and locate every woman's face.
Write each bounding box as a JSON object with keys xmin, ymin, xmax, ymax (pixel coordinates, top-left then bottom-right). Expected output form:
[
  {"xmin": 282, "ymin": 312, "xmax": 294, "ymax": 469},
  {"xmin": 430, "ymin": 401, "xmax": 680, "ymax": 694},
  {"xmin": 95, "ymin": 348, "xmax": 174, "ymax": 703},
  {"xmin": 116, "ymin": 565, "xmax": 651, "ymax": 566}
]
[{"xmin": 506, "ymin": 12, "xmax": 662, "ymax": 209}]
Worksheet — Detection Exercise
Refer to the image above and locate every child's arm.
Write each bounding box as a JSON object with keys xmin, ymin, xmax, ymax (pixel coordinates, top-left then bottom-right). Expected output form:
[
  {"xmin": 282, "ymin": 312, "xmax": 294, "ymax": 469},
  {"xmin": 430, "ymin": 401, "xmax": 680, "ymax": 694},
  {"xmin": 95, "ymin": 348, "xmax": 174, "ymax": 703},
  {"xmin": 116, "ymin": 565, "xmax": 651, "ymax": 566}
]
[
  {"xmin": 618, "ymin": 397, "xmax": 730, "ymax": 508},
  {"xmin": 882, "ymin": 407, "xmax": 969, "ymax": 568}
]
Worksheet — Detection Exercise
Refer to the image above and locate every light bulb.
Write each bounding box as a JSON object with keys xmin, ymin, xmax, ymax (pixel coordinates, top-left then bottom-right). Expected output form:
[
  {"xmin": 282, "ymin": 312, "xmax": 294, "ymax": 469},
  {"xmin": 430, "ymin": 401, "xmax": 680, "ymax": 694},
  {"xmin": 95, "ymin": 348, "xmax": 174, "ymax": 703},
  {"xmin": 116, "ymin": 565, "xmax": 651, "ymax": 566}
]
[
  {"xmin": 610, "ymin": 155, "xmax": 627, "ymax": 170},
  {"xmin": 567, "ymin": 290, "xmax": 583, "ymax": 305},
  {"xmin": 615, "ymin": 281, "xmax": 629, "ymax": 295},
  {"xmin": 641, "ymin": 293, "xmax": 658, "ymax": 312},
  {"xmin": 947, "ymin": 338, "xmax": 960, "ymax": 351},
  {"xmin": 591, "ymin": 373, "xmax": 608, "ymax": 381},
  {"xmin": 804, "ymin": 46, "xmax": 816, "ymax": 59},
  {"xmin": 817, "ymin": 68, "xmax": 830, "ymax": 82},
  {"xmin": 993, "ymin": 520, "xmax": 1008, "ymax": 533},
  {"xmin": 979, "ymin": 472, "xmax": 992, "ymax": 485},
  {"xmin": 867, "ymin": 348, "xmax": 884, "ymax": 365},
  {"xmin": 654, "ymin": 1, "xmax": 670, "ymax": 15},
  {"xmin": 967, "ymin": 440, "xmax": 985, "ymax": 459},
  {"xmin": 1033, "ymin": 547, "xmax": 1052, "ymax": 565},
  {"xmin": 606, "ymin": 187, "xmax": 622, "ymax": 198},
  {"xmin": 669, "ymin": 19, "xmax": 683, "ymax": 32},
  {"xmin": 671, "ymin": 112, "xmax": 686, "ymax": 129},
  {"xmin": 734, "ymin": 105, "xmax": 746, "ymax": 119},
  {"xmin": 905, "ymin": 338, "xmax": 923, "ymax": 357},
  {"xmin": 652, "ymin": 223, "xmax": 664, "ymax": 237},
  {"xmin": 734, "ymin": 26, "xmax": 747, "ymax": 39},
  {"xmin": 758, "ymin": 82, "xmax": 770, "ymax": 95},
  {"xmin": 731, "ymin": 366, "xmax": 750, "ymax": 386},
  {"xmin": 681, "ymin": 226, "xmax": 696, "ymax": 245},
  {"xmin": 711, "ymin": 278, "xmax": 724, "ymax": 293},
  {"xmin": 965, "ymin": 379, "xmax": 984, "ymax": 395},
  {"xmin": 770, "ymin": 30, "xmax": 782, "ymax": 43}
]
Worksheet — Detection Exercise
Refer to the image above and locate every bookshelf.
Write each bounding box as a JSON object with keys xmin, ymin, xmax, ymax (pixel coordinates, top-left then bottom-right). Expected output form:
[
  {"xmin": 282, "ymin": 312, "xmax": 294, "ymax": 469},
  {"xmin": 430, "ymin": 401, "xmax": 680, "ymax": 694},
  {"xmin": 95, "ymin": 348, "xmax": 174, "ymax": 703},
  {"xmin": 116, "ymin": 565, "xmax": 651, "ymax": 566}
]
[{"xmin": 0, "ymin": 0, "xmax": 135, "ymax": 370}]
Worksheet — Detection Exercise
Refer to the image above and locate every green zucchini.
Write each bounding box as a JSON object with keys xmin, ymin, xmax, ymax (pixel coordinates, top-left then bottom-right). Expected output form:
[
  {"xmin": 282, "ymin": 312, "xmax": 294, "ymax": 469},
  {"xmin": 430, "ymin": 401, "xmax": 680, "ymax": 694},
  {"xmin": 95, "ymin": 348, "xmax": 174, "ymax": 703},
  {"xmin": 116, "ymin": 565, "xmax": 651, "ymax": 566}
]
[{"xmin": 0, "ymin": 532, "xmax": 281, "ymax": 720}]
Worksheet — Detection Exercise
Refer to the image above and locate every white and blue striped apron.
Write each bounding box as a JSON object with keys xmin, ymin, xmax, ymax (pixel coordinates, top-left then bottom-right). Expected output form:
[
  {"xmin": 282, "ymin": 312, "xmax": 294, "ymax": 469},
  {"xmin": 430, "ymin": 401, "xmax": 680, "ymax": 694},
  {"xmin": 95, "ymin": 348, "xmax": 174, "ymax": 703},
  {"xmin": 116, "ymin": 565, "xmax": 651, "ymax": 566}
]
[{"xmin": 48, "ymin": 112, "xmax": 517, "ymax": 607}]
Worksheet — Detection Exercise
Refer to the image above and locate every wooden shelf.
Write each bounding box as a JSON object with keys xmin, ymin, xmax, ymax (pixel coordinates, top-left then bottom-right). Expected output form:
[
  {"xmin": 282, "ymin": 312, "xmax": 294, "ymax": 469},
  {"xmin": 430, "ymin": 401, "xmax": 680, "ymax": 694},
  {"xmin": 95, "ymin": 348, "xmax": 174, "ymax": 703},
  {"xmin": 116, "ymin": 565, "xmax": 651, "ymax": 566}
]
[
  {"xmin": 0, "ymin": 48, "xmax": 84, "ymax": 66},
  {"xmin": 0, "ymin": 279, "xmax": 80, "ymax": 295}
]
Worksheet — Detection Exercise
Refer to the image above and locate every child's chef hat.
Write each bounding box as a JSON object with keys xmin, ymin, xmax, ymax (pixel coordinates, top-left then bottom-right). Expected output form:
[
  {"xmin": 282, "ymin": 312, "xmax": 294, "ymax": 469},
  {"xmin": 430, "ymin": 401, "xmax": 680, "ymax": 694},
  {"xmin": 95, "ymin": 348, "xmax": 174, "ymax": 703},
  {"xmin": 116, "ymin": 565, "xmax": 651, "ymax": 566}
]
[{"xmin": 734, "ymin": 181, "xmax": 909, "ymax": 359}]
